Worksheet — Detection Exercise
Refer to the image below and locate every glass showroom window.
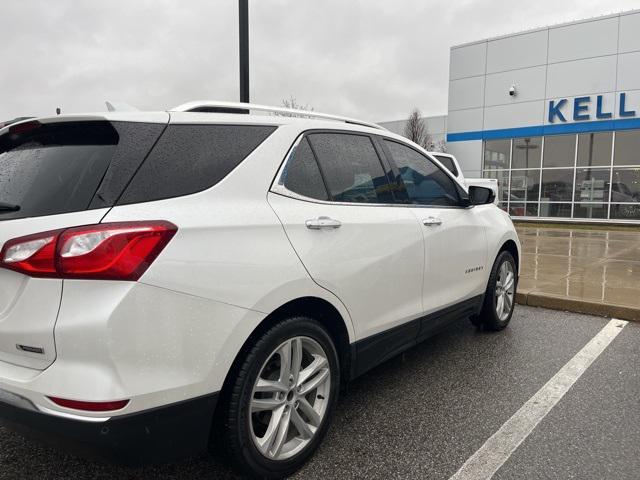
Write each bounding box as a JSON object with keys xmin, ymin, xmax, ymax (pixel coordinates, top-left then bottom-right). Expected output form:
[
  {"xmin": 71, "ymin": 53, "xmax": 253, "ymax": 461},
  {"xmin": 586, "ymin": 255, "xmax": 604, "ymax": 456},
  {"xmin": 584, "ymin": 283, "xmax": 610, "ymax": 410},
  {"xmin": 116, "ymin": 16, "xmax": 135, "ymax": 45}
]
[
  {"xmin": 482, "ymin": 130, "xmax": 640, "ymax": 221},
  {"xmin": 577, "ymin": 132, "xmax": 612, "ymax": 167},
  {"xmin": 512, "ymin": 137, "xmax": 542, "ymax": 169},
  {"xmin": 509, "ymin": 169, "xmax": 540, "ymax": 217},
  {"xmin": 483, "ymin": 140, "xmax": 510, "ymax": 170},
  {"xmin": 540, "ymin": 203, "xmax": 572, "ymax": 217},
  {"xmin": 611, "ymin": 168, "xmax": 640, "ymax": 219},
  {"xmin": 543, "ymin": 135, "xmax": 576, "ymax": 168},
  {"xmin": 573, "ymin": 168, "xmax": 610, "ymax": 219},
  {"xmin": 483, "ymin": 169, "xmax": 509, "ymax": 205},
  {"xmin": 510, "ymin": 169, "xmax": 540, "ymax": 202},
  {"xmin": 614, "ymin": 129, "xmax": 640, "ymax": 166},
  {"xmin": 483, "ymin": 139, "xmax": 511, "ymax": 211}
]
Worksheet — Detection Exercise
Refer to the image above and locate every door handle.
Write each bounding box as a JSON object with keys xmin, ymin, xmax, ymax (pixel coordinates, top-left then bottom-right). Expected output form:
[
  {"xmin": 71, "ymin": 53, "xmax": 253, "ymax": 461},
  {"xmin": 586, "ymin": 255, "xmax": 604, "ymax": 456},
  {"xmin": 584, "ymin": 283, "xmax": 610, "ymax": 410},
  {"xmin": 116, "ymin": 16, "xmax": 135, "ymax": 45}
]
[
  {"xmin": 422, "ymin": 216, "xmax": 442, "ymax": 226},
  {"xmin": 305, "ymin": 216, "xmax": 342, "ymax": 230}
]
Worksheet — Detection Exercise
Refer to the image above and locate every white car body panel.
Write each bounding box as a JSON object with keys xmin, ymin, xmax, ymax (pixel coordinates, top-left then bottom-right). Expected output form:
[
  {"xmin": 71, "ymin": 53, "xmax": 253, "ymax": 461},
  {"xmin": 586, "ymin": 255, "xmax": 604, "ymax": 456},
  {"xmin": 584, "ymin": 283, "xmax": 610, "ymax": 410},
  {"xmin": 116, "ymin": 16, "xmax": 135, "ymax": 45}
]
[
  {"xmin": 268, "ymin": 192, "xmax": 424, "ymax": 339},
  {"xmin": 0, "ymin": 209, "xmax": 109, "ymax": 370},
  {"xmin": 409, "ymin": 205, "xmax": 488, "ymax": 313}
]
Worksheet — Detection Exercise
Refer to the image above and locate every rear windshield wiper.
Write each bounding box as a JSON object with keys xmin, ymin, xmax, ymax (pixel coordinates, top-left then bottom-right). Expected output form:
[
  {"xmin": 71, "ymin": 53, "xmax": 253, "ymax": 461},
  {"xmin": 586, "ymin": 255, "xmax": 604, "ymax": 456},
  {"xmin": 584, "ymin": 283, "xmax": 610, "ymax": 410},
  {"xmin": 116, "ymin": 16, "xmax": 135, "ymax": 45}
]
[{"xmin": 0, "ymin": 202, "xmax": 20, "ymax": 212}]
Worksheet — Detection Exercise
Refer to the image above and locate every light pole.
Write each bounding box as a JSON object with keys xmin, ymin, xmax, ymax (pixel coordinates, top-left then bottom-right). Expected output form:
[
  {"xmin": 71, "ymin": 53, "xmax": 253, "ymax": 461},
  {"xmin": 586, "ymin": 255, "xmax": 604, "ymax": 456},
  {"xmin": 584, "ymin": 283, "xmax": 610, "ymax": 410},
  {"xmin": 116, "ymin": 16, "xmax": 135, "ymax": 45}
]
[{"xmin": 239, "ymin": 0, "xmax": 249, "ymax": 103}]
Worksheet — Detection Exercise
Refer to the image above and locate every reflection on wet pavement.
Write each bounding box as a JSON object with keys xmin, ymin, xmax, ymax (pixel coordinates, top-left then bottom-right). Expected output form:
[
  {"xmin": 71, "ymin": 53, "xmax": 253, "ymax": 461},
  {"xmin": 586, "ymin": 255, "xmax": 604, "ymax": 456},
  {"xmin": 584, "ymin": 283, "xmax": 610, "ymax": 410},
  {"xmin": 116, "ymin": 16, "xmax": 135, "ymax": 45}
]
[{"xmin": 516, "ymin": 225, "xmax": 640, "ymax": 310}]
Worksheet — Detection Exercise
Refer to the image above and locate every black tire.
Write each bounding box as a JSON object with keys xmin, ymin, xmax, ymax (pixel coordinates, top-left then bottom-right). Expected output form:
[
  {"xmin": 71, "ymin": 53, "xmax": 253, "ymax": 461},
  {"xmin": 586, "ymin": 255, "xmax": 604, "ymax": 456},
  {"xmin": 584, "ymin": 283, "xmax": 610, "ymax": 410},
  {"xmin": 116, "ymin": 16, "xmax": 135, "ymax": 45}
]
[
  {"xmin": 214, "ymin": 316, "xmax": 340, "ymax": 479},
  {"xmin": 471, "ymin": 251, "xmax": 517, "ymax": 331}
]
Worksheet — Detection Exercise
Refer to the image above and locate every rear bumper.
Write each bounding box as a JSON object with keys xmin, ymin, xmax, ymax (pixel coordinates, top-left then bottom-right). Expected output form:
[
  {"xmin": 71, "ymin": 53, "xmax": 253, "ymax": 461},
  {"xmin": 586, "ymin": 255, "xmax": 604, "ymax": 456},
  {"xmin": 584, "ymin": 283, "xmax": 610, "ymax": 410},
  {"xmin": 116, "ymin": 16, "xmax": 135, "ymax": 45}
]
[{"xmin": 0, "ymin": 392, "xmax": 218, "ymax": 465}]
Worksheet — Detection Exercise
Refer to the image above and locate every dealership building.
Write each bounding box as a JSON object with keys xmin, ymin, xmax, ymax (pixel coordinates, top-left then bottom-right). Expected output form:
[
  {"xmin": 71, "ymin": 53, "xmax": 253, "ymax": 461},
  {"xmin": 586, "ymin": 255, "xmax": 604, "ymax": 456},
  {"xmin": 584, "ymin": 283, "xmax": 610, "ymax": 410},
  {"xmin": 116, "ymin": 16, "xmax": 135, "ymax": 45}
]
[{"xmin": 381, "ymin": 10, "xmax": 640, "ymax": 222}]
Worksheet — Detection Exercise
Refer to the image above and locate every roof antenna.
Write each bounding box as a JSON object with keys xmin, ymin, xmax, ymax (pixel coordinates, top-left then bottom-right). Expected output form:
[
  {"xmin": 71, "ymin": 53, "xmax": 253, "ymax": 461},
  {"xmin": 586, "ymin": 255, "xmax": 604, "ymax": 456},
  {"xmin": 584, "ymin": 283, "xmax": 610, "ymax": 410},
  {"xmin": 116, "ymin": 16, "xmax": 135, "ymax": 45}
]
[{"xmin": 56, "ymin": 108, "xmax": 61, "ymax": 115}]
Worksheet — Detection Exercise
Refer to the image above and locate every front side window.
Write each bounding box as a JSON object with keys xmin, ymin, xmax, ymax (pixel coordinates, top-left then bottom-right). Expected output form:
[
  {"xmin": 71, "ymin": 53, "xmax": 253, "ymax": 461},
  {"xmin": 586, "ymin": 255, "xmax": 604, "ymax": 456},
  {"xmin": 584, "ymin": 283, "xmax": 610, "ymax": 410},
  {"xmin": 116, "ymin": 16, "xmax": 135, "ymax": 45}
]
[
  {"xmin": 384, "ymin": 140, "xmax": 460, "ymax": 206},
  {"xmin": 433, "ymin": 155, "xmax": 458, "ymax": 176},
  {"xmin": 306, "ymin": 133, "xmax": 393, "ymax": 204},
  {"xmin": 281, "ymin": 137, "xmax": 328, "ymax": 200}
]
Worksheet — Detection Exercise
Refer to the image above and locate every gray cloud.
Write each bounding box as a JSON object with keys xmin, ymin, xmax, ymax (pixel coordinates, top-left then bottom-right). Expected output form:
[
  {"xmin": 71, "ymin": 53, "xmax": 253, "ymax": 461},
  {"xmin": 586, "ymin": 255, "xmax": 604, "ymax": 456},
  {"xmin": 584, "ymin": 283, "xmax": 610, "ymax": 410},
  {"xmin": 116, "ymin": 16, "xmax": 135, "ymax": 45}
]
[{"xmin": 1, "ymin": 0, "xmax": 639, "ymax": 122}]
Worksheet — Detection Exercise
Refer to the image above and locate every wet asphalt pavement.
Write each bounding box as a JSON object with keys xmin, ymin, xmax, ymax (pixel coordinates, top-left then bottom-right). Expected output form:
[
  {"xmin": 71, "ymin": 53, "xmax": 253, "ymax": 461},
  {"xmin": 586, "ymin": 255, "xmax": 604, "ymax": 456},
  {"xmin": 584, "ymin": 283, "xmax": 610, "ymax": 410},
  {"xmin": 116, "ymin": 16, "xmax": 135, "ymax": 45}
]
[{"xmin": 0, "ymin": 305, "xmax": 637, "ymax": 479}]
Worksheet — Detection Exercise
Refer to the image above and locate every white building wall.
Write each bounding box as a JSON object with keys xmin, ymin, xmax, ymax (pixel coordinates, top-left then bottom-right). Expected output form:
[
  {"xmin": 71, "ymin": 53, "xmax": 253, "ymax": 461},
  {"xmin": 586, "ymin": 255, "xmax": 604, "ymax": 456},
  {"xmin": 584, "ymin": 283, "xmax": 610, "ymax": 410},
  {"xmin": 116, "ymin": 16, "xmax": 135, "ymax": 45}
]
[{"xmin": 447, "ymin": 10, "xmax": 640, "ymax": 176}]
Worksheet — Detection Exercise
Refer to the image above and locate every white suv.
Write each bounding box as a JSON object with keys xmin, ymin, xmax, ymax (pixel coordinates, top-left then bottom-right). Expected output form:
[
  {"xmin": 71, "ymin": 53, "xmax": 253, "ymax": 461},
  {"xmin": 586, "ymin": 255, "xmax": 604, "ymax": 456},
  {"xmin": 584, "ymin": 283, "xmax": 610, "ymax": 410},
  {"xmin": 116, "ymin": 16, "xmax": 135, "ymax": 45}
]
[{"xmin": 0, "ymin": 102, "xmax": 520, "ymax": 478}]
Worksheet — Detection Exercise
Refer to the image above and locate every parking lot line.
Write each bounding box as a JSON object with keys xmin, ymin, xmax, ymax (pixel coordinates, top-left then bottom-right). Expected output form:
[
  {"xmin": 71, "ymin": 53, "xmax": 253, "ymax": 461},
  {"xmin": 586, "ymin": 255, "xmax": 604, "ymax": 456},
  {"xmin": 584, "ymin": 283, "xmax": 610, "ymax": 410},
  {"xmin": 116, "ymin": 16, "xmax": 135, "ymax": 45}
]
[{"xmin": 448, "ymin": 318, "xmax": 628, "ymax": 480}]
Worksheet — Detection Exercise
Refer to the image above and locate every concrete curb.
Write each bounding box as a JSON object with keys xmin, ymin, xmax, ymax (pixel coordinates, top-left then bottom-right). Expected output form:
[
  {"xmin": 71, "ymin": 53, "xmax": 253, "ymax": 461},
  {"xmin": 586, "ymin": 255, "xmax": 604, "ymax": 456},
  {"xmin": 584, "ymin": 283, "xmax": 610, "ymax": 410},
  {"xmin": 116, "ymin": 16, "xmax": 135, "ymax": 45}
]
[{"xmin": 516, "ymin": 291, "xmax": 640, "ymax": 322}]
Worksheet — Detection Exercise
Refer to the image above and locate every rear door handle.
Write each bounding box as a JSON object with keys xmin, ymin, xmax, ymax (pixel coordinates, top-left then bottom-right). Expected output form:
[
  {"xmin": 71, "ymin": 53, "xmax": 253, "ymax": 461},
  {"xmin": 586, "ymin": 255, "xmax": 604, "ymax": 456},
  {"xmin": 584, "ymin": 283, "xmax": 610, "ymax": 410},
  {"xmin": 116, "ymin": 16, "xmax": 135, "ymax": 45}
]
[
  {"xmin": 305, "ymin": 216, "xmax": 342, "ymax": 230},
  {"xmin": 422, "ymin": 217, "xmax": 442, "ymax": 226}
]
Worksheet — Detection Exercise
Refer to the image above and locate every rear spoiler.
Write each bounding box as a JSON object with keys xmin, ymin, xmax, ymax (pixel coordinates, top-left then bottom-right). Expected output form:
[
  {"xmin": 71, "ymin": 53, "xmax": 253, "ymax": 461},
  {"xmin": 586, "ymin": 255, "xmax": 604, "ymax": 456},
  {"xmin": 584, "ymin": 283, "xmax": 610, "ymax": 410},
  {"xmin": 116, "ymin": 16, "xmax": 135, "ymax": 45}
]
[{"xmin": 0, "ymin": 117, "xmax": 35, "ymax": 129}]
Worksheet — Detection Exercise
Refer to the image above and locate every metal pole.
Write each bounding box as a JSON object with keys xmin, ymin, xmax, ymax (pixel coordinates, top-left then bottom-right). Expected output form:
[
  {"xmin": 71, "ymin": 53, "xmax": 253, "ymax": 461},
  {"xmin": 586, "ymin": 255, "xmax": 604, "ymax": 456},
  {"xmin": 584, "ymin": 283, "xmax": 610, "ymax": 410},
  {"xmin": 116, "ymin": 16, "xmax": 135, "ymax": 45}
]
[{"xmin": 239, "ymin": 0, "xmax": 249, "ymax": 103}]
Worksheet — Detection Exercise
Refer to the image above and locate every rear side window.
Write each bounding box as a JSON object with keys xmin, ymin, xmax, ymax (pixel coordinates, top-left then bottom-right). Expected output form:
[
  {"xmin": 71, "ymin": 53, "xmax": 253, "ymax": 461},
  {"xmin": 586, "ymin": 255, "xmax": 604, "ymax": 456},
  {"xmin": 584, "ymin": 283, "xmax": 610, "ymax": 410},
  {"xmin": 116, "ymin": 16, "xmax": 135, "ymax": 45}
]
[
  {"xmin": 0, "ymin": 121, "xmax": 118, "ymax": 221},
  {"xmin": 434, "ymin": 155, "xmax": 458, "ymax": 176},
  {"xmin": 384, "ymin": 140, "xmax": 460, "ymax": 207},
  {"xmin": 281, "ymin": 137, "xmax": 329, "ymax": 200},
  {"xmin": 307, "ymin": 133, "xmax": 393, "ymax": 204},
  {"xmin": 119, "ymin": 124, "xmax": 276, "ymax": 204}
]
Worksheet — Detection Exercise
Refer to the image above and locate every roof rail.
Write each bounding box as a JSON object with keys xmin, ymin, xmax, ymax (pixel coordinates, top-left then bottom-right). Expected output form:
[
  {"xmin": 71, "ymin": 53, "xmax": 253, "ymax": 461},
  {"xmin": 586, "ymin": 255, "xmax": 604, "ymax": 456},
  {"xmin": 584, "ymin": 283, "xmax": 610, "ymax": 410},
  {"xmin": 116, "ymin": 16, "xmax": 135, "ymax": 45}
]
[{"xmin": 170, "ymin": 100, "xmax": 385, "ymax": 130}]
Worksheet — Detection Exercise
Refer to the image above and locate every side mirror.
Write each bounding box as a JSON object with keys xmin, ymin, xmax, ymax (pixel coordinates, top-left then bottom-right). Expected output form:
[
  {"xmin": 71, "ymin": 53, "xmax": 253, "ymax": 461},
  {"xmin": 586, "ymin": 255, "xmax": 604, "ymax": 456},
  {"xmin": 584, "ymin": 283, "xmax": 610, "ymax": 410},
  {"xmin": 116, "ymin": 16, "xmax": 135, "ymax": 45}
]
[{"xmin": 468, "ymin": 185, "xmax": 495, "ymax": 206}]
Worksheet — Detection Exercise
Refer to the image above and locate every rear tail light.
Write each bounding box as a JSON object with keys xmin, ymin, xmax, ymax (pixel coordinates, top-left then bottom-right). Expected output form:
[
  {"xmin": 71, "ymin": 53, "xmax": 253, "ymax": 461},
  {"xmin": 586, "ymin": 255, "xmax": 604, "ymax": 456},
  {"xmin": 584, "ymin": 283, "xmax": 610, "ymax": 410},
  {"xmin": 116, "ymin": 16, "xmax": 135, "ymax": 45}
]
[
  {"xmin": 0, "ymin": 221, "xmax": 177, "ymax": 280},
  {"xmin": 1, "ymin": 230, "xmax": 59, "ymax": 277},
  {"xmin": 48, "ymin": 396, "xmax": 129, "ymax": 412}
]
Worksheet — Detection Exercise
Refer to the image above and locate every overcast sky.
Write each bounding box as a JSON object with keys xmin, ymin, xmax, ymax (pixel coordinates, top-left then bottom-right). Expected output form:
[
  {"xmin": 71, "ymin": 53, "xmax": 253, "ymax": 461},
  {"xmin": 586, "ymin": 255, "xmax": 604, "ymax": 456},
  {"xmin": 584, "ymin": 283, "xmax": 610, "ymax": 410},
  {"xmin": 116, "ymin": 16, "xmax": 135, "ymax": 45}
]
[{"xmin": 2, "ymin": 0, "xmax": 640, "ymax": 123}]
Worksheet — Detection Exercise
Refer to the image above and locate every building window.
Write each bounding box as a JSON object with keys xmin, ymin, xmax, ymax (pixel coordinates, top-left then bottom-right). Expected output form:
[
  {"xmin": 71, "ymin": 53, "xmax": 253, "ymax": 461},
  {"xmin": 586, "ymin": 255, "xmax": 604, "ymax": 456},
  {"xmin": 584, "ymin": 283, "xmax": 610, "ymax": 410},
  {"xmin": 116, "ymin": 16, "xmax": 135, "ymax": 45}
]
[
  {"xmin": 512, "ymin": 137, "xmax": 542, "ymax": 169},
  {"xmin": 574, "ymin": 168, "xmax": 609, "ymax": 204},
  {"xmin": 483, "ymin": 140, "xmax": 510, "ymax": 170},
  {"xmin": 573, "ymin": 203, "xmax": 608, "ymax": 219},
  {"xmin": 482, "ymin": 169, "xmax": 509, "ymax": 203},
  {"xmin": 613, "ymin": 130, "xmax": 640, "ymax": 166},
  {"xmin": 509, "ymin": 203, "xmax": 538, "ymax": 217},
  {"xmin": 611, "ymin": 168, "xmax": 640, "ymax": 203},
  {"xmin": 541, "ymin": 169, "xmax": 573, "ymax": 202},
  {"xmin": 482, "ymin": 131, "xmax": 640, "ymax": 221},
  {"xmin": 577, "ymin": 132, "xmax": 612, "ymax": 167},
  {"xmin": 510, "ymin": 169, "xmax": 540, "ymax": 202},
  {"xmin": 611, "ymin": 204, "xmax": 640, "ymax": 220},
  {"xmin": 540, "ymin": 203, "xmax": 572, "ymax": 217},
  {"xmin": 543, "ymin": 135, "xmax": 575, "ymax": 168}
]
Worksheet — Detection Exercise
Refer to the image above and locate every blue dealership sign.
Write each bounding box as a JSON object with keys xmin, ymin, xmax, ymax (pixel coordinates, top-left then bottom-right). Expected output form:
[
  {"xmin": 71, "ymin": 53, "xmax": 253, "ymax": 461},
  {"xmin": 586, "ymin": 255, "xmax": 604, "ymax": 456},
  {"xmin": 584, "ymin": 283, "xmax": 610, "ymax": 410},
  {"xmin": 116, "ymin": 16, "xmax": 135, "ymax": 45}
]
[{"xmin": 549, "ymin": 93, "xmax": 636, "ymax": 123}]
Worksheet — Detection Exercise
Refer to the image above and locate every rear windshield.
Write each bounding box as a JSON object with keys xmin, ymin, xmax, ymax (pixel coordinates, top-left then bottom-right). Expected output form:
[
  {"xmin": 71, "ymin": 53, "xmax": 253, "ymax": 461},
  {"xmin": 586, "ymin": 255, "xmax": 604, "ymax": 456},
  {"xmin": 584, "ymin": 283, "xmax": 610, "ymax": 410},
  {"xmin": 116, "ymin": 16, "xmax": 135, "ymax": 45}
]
[
  {"xmin": 0, "ymin": 121, "xmax": 166, "ymax": 221},
  {"xmin": 0, "ymin": 121, "xmax": 118, "ymax": 221}
]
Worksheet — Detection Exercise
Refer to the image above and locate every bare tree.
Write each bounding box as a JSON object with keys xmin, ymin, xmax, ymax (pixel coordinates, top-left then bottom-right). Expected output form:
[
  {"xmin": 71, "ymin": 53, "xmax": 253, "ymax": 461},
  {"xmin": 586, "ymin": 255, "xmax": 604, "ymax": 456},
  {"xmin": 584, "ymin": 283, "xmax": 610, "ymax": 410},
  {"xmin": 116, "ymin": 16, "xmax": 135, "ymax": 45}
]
[
  {"xmin": 272, "ymin": 95, "xmax": 314, "ymax": 117},
  {"xmin": 431, "ymin": 138, "xmax": 447, "ymax": 153},
  {"xmin": 281, "ymin": 95, "xmax": 313, "ymax": 111},
  {"xmin": 403, "ymin": 108, "xmax": 432, "ymax": 149}
]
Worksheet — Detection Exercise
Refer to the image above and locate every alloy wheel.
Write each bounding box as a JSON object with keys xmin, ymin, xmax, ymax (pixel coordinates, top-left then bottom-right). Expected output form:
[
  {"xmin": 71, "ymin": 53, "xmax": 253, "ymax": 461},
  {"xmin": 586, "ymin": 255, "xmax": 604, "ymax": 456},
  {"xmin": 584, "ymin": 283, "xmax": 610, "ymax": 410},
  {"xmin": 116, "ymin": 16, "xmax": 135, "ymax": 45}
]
[
  {"xmin": 495, "ymin": 260, "xmax": 515, "ymax": 321},
  {"xmin": 249, "ymin": 336, "xmax": 331, "ymax": 461}
]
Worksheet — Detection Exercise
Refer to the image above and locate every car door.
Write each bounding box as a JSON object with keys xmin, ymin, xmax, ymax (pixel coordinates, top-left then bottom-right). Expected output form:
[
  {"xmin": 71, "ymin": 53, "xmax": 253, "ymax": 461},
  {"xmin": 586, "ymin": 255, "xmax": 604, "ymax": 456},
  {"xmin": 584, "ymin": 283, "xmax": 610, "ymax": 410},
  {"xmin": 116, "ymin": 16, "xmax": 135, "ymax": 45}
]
[
  {"xmin": 380, "ymin": 138, "xmax": 488, "ymax": 318},
  {"xmin": 268, "ymin": 131, "xmax": 425, "ymax": 368}
]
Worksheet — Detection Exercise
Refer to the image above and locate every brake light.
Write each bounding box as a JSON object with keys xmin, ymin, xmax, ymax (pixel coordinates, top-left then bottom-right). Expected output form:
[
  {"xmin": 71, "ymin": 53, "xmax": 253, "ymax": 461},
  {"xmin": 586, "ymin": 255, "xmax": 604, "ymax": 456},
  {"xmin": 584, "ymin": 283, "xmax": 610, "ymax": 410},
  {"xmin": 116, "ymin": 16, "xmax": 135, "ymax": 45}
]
[
  {"xmin": 48, "ymin": 396, "xmax": 129, "ymax": 412},
  {"xmin": 0, "ymin": 221, "xmax": 177, "ymax": 280},
  {"xmin": 8, "ymin": 120, "xmax": 40, "ymax": 135}
]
